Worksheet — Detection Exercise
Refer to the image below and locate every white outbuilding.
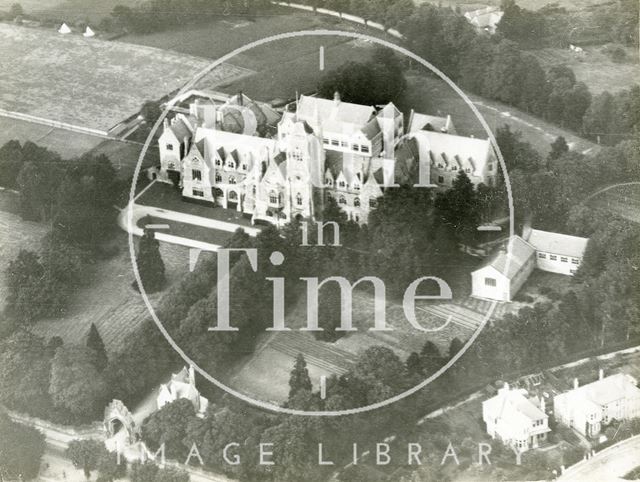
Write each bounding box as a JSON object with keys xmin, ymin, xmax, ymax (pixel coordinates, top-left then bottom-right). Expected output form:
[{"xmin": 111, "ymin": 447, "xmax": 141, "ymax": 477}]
[
  {"xmin": 58, "ymin": 22, "xmax": 71, "ymax": 34},
  {"xmin": 83, "ymin": 26, "xmax": 95, "ymax": 37},
  {"xmin": 471, "ymin": 235, "xmax": 536, "ymax": 302},
  {"xmin": 527, "ymin": 229, "xmax": 588, "ymax": 276}
]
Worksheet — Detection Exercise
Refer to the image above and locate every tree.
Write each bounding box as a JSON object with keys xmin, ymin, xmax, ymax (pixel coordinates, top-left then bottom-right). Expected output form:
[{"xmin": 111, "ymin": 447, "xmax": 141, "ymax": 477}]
[
  {"xmin": 86, "ymin": 323, "xmax": 109, "ymax": 371},
  {"xmin": 0, "ymin": 410, "xmax": 45, "ymax": 480},
  {"xmin": 135, "ymin": 224, "xmax": 166, "ymax": 293},
  {"xmin": 130, "ymin": 462, "xmax": 189, "ymax": 482},
  {"xmin": 96, "ymin": 449, "xmax": 126, "ymax": 482},
  {"xmin": 0, "ymin": 331, "xmax": 52, "ymax": 415},
  {"xmin": 288, "ymin": 353, "xmax": 312, "ymax": 400},
  {"xmin": 49, "ymin": 345, "xmax": 108, "ymax": 419},
  {"xmin": 0, "ymin": 140, "xmax": 24, "ymax": 189},
  {"xmin": 66, "ymin": 439, "xmax": 104, "ymax": 479},
  {"xmin": 420, "ymin": 341, "xmax": 444, "ymax": 375},
  {"xmin": 9, "ymin": 3, "xmax": 23, "ymax": 19},
  {"xmin": 549, "ymin": 136, "xmax": 569, "ymax": 161},
  {"xmin": 434, "ymin": 171, "xmax": 481, "ymax": 245},
  {"xmin": 141, "ymin": 100, "xmax": 162, "ymax": 125},
  {"xmin": 141, "ymin": 398, "xmax": 196, "ymax": 461}
]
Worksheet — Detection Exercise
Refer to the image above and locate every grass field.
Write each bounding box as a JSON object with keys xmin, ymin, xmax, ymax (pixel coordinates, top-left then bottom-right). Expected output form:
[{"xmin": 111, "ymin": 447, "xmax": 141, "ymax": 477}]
[
  {"xmin": 0, "ymin": 0, "xmax": 122, "ymax": 23},
  {"xmin": 531, "ymin": 45, "xmax": 639, "ymax": 95},
  {"xmin": 589, "ymin": 183, "xmax": 640, "ymax": 224},
  {"xmin": 122, "ymin": 11, "xmax": 384, "ymax": 102},
  {"xmin": 417, "ymin": 0, "xmax": 611, "ymax": 12},
  {"xmin": 0, "ymin": 23, "xmax": 250, "ymax": 132}
]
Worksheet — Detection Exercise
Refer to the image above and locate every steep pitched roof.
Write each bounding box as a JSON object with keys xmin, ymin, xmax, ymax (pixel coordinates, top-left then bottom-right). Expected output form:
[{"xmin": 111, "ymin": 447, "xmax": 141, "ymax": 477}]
[
  {"xmin": 527, "ymin": 229, "xmax": 588, "ymax": 258},
  {"xmin": 409, "ymin": 112, "xmax": 455, "ymax": 134},
  {"xmin": 483, "ymin": 386, "xmax": 546, "ymax": 423},
  {"xmin": 297, "ymin": 95, "xmax": 376, "ymax": 135},
  {"xmin": 478, "ymin": 236, "xmax": 535, "ymax": 280},
  {"xmin": 410, "ymin": 130, "xmax": 493, "ymax": 175},
  {"xmin": 169, "ymin": 118, "xmax": 191, "ymax": 141}
]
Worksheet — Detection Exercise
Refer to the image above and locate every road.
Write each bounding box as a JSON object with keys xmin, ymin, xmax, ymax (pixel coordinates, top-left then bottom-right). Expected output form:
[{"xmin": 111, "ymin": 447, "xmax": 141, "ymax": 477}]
[{"xmin": 559, "ymin": 435, "xmax": 640, "ymax": 481}]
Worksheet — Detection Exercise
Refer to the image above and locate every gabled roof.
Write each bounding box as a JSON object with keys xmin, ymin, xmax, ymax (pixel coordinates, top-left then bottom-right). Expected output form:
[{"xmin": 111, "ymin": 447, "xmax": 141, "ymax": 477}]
[
  {"xmin": 297, "ymin": 95, "xmax": 376, "ymax": 135},
  {"xmin": 476, "ymin": 236, "xmax": 535, "ymax": 280},
  {"xmin": 408, "ymin": 112, "xmax": 455, "ymax": 134},
  {"xmin": 410, "ymin": 130, "xmax": 493, "ymax": 175},
  {"xmin": 527, "ymin": 229, "xmax": 588, "ymax": 258},
  {"xmin": 483, "ymin": 386, "xmax": 546, "ymax": 423},
  {"xmin": 168, "ymin": 118, "xmax": 191, "ymax": 141},
  {"xmin": 361, "ymin": 119, "xmax": 381, "ymax": 140}
]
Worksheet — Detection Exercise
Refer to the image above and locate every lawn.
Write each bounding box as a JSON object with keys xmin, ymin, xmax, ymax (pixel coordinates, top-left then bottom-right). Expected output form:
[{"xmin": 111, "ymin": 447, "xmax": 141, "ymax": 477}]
[
  {"xmin": 531, "ymin": 45, "xmax": 639, "ymax": 95},
  {"xmin": 0, "ymin": 23, "xmax": 249, "ymax": 133},
  {"xmin": 0, "ymin": 0, "xmax": 123, "ymax": 23},
  {"xmin": 122, "ymin": 10, "xmax": 387, "ymax": 102},
  {"xmin": 589, "ymin": 183, "xmax": 640, "ymax": 224}
]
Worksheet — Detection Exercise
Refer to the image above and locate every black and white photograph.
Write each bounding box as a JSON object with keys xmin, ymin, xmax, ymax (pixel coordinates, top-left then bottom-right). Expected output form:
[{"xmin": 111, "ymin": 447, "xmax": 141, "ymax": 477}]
[{"xmin": 0, "ymin": 0, "xmax": 638, "ymax": 480}]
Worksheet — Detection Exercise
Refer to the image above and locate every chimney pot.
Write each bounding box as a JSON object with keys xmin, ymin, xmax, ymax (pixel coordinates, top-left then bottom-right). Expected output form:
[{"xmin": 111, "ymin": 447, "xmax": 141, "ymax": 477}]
[
  {"xmin": 334, "ymin": 91, "xmax": 341, "ymax": 104},
  {"xmin": 573, "ymin": 378, "xmax": 579, "ymax": 389},
  {"xmin": 599, "ymin": 368, "xmax": 604, "ymax": 380}
]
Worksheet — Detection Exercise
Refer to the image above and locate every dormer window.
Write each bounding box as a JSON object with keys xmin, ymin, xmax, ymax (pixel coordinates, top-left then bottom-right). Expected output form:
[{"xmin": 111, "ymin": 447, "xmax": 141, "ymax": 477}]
[
  {"xmin": 465, "ymin": 168, "xmax": 471, "ymax": 173},
  {"xmin": 166, "ymin": 144, "xmax": 174, "ymax": 151},
  {"xmin": 215, "ymin": 173, "xmax": 222, "ymax": 183},
  {"xmin": 242, "ymin": 164, "xmax": 247, "ymax": 171},
  {"xmin": 339, "ymin": 196, "xmax": 346, "ymax": 205},
  {"xmin": 192, "ymin": 169, "xmax": 202, "ymax": 181},
  {"xmin": 228, "ymin": 176, "xmax": 237, "ymax": 184},
  {"xmin": 438, "ymin": 163, "xmax": 444, "ymax": 169},
  {"xmin": 353, "ymin": 183, "xmax": 360, "ymax": 191},
  {"xmin": 354, "ymin": 197, "xmax": 361, "ymax": 207},
  {"xmin": 296, "ymin": 193, "xmax": 303, "ymax": 206},
  {"xmin": 269, "ymin": 190, "xmax": 278, "ymax": 204},
  {"xmin": 452, "ymin": 165, "xmax": 457, "ymax": 171},
  {"xmin": 216, "ymin": 159, "xmax": 222, "ymax": 167},
  {"xmin": 227, "ymin": 160, "xmax": 235, "ymax": 169},
  {"xmin": 325, "ymin": 178, "xmax": 333, "ymax": 187},
  {"xmin": 339, "ymin": 181, "xmax": 345, "ymax": 188}
]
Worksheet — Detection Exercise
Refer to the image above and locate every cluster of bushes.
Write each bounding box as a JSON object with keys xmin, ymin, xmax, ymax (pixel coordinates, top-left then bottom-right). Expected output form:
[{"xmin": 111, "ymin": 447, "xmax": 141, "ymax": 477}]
[
  {"xmin": 0, "ymin": 324, "xmax": 111, "ymax": 423},
  {"xmin": 0, "ymin": 141, "xmax": 123, "ymax": 329},
  {"xmin": 0, "ymin": 410, "xmax": 45, "ymax": 480}
]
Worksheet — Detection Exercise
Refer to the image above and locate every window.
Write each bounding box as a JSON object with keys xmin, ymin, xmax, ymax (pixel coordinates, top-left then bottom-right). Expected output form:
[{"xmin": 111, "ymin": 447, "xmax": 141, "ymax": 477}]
[
  {"xmin": 353, "ymin": 184, "xmax": 360, "ymax": 191},
  {"xmin": 538, "ymin": 253, "xmax": 546, "ymax": 259},
  {"xmin": 228, "ymin": 176, "xmax": 237, "ymax": 184},
  {"xmin": 293, "ymin": 148, "xmax": 303, "ymax": 162},
  {"xmin": 228, "ymin": 191, "xmax": 238, "ymax": 201},
  {"xmin": 166, "ymin": 144, "xmax": 174, "ymax": 151},
  {"xmin": 340, "ymin": 141, "xmax": 348, "ymax": 147},
  {"xmin": 269, "ymin": 191, "xmax": 278, "ymax": 204},
  {"xmin": 192, "ymin": 189, "xmax": 204, "ymax": 197},
  {"xmin": 488, "ymin": 164, "xmax": 494, "ymax": 171},
  {"xmin": 323, "ymin": 137, "xmax": 329, "ymax": 144},
  {"xmin": 465, "ymin": 168, "xmax": 471, "ymax": 173},
  {"xmin": 354, "ymin": 197, "xmax": 361, "ymax": 207},
  {"xmin": 252, "ymin": 185, "xmax": 256, "ymax": 195},
  {"xmin": 326, "ymin": 178, "xmax": 333, "ymax": 187},
  {"xmin": 216, "ymin": 159, "xmax": 222, "ymax": 167},
  {"xmin": 549, "ymin": 255, "xmax": 557, "ymax": 261},
  {"xmin": 296, "ymin": 193, "xmax": 303, "ymax": 206},
  {"xmin": 369, "ymin": 198, "xmax": 377, "ymax": 208},
  {"xmin": 438, "ymin": 163, "xmax": 444, "ymax": 169},
  {"xmin": 355, "ymin": 215, "xmax": 360, "ymax": 222},
  {"xmin": 560, "ymin": 257, "xmax": 568, "ymax": 263},
  {"xmin": 452, "ymin": 165, "xmax": 458, "ymax": 171},
  {"xmin": 438, "ymin": 176, "xmax": 444, "ymax": 184},
  {"xmin": 352, "ymin": 144, "xmax": 360, "ymax": 151},
  {"xmin": 227, "ymin": 160, "xmax": 235, "ymax": 169},
  {"xmin": 241, "ymin": 164, "xmax": 247, "ymax": 171},
  {"xmin": 192, "ymin": 169, "xmax": 202, "ymax": 181},
  {"xmin": 339, "ymin": 196, "xmax": 346, "ymax": 205},
  {"xmin": 215, "ymin": 173, "xmax": 222, "ymax": 183},
  {"xmin": 168, "ymin": 162, "xmax": 176, "ymax": 170},
  {"xmin": 484, "ymin": 277, "xmax": 496, "ymax": 287},
  {"xmin": 571, "ymin": 258, "xmax": 580, "ymax": 265},
  {"xmin": 361, "ymin": 146, "xmax": 369, "ymax": 153},
  {"xmin": 339, "ymin": 181, "xmax": 346, "ymax": 188},
  {"xmin": 331, "ymin": 139, "xmax": 339, "ymax": 146}
]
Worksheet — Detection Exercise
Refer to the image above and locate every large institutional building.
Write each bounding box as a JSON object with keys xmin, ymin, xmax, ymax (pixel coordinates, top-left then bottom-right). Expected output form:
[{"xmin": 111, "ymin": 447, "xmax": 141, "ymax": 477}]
[{"xmin": 157, "ymin": 92, "xmax": 496, "ymax": 225}]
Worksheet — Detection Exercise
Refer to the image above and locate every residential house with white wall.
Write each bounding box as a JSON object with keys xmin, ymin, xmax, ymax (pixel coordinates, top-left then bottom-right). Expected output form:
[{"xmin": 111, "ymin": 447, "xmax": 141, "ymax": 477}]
[
  {"xmin": 553, "ymin": 371, "xmax": 640, "ymax": 438},
  {"xmin": 527, "ymin": 229, "xmax": 589, "ymax": 276},
  {"xmin": 483, "ymin": 383, "xmax": 550, "ymax": 452}
]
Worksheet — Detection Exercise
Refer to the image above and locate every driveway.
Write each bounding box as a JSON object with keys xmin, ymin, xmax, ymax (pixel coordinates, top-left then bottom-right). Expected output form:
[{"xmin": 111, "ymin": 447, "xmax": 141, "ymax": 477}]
[{"xmin": 559, "ymin": 435, "xmax": 640, "ymax": 481}]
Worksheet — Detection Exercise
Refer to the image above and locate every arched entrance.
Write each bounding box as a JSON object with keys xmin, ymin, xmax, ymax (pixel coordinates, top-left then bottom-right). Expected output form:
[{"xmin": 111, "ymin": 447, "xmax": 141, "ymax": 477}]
[
  {"xmin": 227, "ymin": 190, "xmax": 238, "ymax": 209},
  {"xmin": 104, "ymin": 399, "xmax": 138, "ymax": 446}
]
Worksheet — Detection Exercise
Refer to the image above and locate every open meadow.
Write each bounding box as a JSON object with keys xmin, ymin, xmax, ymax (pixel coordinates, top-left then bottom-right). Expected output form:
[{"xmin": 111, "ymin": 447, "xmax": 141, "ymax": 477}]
[
  {"xmin": 531, "ymin": 45, "xmax": 639, "ymax": 95},
  {"xmin": 0, "ymin": 23, "xmax": 250, "ymax": 133},
  {"xmin": 0, "ymin": 0, "xmax": 123, "ymax": 23}
]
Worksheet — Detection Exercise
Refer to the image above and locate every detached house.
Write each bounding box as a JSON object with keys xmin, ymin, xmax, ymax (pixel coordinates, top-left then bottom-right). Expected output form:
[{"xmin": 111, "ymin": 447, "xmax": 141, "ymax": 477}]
[
  {"xmin": 553, "ymin": 371, "xmax": 640, "ymax": 438},
  {"xmin": 527, "ymin": 229, "xmax": 588, "ymax": 276},
  {"xmin": 483, "ymin": 383, "xmax": 550, "ymax": 452}
]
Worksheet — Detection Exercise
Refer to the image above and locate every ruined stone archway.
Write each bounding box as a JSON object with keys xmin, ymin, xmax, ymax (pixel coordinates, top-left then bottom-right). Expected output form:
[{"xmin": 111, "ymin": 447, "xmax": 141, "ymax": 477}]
[{"xmin": 104, "ymin": 399, "xmax": 139, "ymax": 446}]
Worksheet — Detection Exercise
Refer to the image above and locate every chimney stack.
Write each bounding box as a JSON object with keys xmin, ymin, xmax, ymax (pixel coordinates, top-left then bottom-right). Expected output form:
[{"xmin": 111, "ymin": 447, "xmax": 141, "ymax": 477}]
[
  {"xmin": 334, "ymin": 91, "xmax": 341, "ymax": 105},
  {"xmin": 539, "ymin": 396, "xmax": 546, "ymax": 413},
  {"xmin": 163, "ymin": 118, "xmax": 169, "ymax": 131},
  {"xmin": 599, "ymin": 368, "xmax": 604, "ymax": 380},
  {"xmin": 573, "ymin": 378, "xmax": 579, "ymax": 390}
]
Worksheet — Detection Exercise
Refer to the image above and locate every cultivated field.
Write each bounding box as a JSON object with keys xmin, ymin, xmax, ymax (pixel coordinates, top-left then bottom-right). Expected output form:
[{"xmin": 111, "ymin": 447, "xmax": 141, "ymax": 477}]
[
  {"xmin": 531, "ymin": 45, "xmax": 640, "ymax": 94},
  {"xmin": 0, "ymin": 23, "xmax": 250, "ymax": 133}
]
